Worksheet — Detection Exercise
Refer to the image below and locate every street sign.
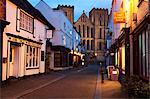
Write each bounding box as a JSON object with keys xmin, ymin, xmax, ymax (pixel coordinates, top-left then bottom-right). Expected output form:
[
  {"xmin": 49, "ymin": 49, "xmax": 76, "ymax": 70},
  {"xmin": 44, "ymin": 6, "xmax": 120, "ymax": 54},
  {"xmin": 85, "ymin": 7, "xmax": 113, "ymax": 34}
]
[{"xmin": 114, "ymin": 12, "xmax": 125, "ymax": 23}]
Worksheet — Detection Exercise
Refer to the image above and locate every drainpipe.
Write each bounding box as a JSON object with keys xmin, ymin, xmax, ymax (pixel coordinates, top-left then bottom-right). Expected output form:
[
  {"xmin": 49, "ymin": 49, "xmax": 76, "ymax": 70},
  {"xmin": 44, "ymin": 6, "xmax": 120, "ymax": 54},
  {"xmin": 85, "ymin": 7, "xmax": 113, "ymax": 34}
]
[{"xmin": 0, "ymin": 20, "xmax": 10, "ymax": 85}]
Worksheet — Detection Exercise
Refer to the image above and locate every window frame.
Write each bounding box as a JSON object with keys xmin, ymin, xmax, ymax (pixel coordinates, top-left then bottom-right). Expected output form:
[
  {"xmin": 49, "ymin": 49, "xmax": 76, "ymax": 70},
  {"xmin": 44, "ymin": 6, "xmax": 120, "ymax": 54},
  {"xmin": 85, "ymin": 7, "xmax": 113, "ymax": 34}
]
[{"xmin": 19, "ymin": 9, "xmax": 34, "ymax": 33}]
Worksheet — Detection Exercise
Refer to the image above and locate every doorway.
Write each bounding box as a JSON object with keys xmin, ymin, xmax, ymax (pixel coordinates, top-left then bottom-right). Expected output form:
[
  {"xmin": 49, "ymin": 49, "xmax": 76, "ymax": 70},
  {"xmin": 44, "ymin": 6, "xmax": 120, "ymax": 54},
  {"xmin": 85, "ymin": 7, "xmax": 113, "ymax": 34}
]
[{"xmin": 8, "ymin": 42, "xmax": 20, "ymax": 78}]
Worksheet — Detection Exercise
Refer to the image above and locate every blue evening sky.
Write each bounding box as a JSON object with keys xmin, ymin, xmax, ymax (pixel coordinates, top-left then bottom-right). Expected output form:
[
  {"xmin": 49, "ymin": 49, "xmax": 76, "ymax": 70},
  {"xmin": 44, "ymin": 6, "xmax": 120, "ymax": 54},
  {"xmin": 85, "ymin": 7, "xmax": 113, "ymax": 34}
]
[{"xmin": 28, "ymin": 0, "xmax": 112, "ymax": 21}]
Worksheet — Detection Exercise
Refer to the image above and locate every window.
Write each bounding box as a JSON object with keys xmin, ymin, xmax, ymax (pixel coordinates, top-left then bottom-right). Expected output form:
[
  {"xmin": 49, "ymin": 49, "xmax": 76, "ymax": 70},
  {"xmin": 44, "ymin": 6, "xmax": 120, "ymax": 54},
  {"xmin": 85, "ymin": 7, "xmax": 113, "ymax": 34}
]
[
  {"xmin": 36, "ymin": 48, "xmax": 38, "ymax": 66},
  {"xmin": 99, "ymin": 42, "xmax": 102, "ymax": 50},
  {"xmin": 91, "ymin": 28, "xmax": 94, "ymax": 38},
  {"xmin": 91, "ymin": 15, "xmax": 94, "ymax": 23},
  {"xmin": 87, "ymin": 40, "xmax": 90, "ymax": 50},
  {"xmin": 91, "ymin": 40, "xmax": 95, "ymax": 50},
  {"xmin": 20, "ymin": 10, "xmax": 33, "ymax": 33},
  {"xmin": 26, "ymin": 45, "xmax": 39, "ymax": 68},
  {"xmin": 33, "ymin": 48, "xmax": 35, "ymax": 66},
  {"xmin": 83, "ymin": 25, "xmax": 85, "ymax": 37},
  {"xmin": 82, "ymin": 16, "xmax": 86, "ymax": 22},
  {"xmin": 83, "ymin": 40, "xmax": 85, "ymax": 46},
  {"xmin": 138, "ymin": 29, "xmax": 149, "ymax": 78},
  {"xmin": 87, "ymin": 26, "xmax": 89, "ymax": 37},
  {"xmin": 64, "ymin": 22, "xmax": 66, "ymax": 30},
  {"xmin": 29, "ymin": 46, "xmax": 32, "ymax": 67},
  {"xmin": 79, "ymin": 25, "xmax": 81, "ymax": 33},
  {"xmin": 99, "ymin": 28, "xmax": 102, "ymax": 39},
  {"xmin": 99, "ymin": 15, "xmax": 102, "ymax": 26},
  {"xmin": 64, "ymin": 12, "xmax": 67, "ymax": 16}
]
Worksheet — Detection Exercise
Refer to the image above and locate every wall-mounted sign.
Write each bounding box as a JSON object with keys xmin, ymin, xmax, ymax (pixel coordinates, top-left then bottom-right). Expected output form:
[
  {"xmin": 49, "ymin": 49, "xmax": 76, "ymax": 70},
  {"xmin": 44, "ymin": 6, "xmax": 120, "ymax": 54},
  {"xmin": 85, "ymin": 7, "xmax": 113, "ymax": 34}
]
[
  {"xmin": 114, "ymin": 12, "xmax": 125, "ymax": 23},
  {"xmin": 47, "ymin": 30, "xmax": 53, "ymax": 39}
]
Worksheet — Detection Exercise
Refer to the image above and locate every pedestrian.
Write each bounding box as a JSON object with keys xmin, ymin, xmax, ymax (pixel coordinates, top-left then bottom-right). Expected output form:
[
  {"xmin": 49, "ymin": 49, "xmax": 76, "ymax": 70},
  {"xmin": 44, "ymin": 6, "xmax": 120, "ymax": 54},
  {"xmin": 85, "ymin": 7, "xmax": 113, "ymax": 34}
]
[{"xmin": 100, "ymin": 63, "xmax": 104, "ymax": 83}]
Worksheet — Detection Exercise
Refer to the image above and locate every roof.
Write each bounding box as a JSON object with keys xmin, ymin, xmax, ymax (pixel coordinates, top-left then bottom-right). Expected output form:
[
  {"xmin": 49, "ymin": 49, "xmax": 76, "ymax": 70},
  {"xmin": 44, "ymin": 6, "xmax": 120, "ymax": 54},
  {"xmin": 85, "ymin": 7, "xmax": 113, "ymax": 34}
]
[
  {"xmin": 9, "ymin": 0, "xmax": 55, "ymax": 30},
  {"xmin": 74, "ymin": 11, "xmax": 93, "ymax": 26}
]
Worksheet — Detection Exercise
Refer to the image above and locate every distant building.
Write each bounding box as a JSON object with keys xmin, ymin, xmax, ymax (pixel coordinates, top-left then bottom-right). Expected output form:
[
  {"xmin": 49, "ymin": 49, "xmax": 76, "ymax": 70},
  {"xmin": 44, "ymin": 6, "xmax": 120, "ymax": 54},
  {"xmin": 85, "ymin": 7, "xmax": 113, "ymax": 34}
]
[
  {"xmin": 89, "ymin": 8, "xmax": 109, "ymax": 62},
  {"xmin": 74, "ymin": 11, "xmax": 95, "ymax": 63},
  {"xmin": 57, "ymin": 5, "xmax": 74, "ymax": 25},
  {"xmin": 58, "ymin": 6, "xmax": 109, "ymax": 63}
]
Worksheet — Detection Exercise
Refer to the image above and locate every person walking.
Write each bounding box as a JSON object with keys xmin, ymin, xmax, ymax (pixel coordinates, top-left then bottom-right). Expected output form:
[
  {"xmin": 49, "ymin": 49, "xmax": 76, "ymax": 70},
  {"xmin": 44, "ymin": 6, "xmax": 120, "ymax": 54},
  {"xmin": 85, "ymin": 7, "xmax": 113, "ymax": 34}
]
[{"xmin": 100, "ymin": 62, "xmax": 104, "ymax": 83}]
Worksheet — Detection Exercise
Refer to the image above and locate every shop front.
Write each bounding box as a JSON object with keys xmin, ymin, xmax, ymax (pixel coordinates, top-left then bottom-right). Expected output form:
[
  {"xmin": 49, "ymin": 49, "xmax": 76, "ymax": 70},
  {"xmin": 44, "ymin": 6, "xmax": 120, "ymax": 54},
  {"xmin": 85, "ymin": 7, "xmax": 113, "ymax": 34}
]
[
  {"xmin": 114, "ymin": 28, "xmax": 130, "ymax": 80},
  {"xmin": 51, "ymin": 46, "xmax": 71, "ymax": 70},
  {"xmin": 132, "ymin": 14, "xmax": 150, "ymax": 82},
  {"xmin": 2, "ymin": 33, "xmax": 42, "ymax": 81}
]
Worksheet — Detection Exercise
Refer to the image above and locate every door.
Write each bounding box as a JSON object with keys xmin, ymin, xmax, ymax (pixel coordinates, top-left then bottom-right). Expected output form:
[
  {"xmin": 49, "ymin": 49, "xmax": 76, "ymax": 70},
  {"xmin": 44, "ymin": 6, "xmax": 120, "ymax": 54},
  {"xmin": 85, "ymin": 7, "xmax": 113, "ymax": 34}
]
[{"xmin": 9, "ymin": 43, "xmax": 20, "ymax": 78}]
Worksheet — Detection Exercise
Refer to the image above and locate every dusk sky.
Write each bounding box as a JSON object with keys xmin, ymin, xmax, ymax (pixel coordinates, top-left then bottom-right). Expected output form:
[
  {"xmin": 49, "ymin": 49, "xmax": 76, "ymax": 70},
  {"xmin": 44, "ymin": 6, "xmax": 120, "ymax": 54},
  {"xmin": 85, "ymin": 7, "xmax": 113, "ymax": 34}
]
[{"xmin": 28, "ymin": 0, "xmax": 112, "ymax": 21}]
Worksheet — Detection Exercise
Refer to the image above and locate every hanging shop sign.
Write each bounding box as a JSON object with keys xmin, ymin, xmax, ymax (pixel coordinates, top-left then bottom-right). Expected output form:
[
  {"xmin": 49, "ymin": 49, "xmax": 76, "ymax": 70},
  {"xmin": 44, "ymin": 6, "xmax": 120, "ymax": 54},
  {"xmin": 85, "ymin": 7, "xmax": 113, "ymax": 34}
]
[
  {"xmin": 114, "ymin": 12, "xmax": 125, "ymax": 23},
  {"xmin": 47, "ymin": 30, "xmax": 53, "ymax": 39}
]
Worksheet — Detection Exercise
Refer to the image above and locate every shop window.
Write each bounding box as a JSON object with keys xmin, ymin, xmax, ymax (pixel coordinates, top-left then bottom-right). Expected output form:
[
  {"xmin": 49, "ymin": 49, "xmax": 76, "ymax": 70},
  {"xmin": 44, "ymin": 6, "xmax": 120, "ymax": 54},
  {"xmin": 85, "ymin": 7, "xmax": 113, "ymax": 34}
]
[
  {"xmin": 33, "ymin": 48, "xmax": 35, "ymax": 66},
  {"xmin": 36, "ymin": 48, "xmax": 38, "ymax": 66},
  {"xmin": 26, "ymin": 45, "xmax": 29, "ymax": 67},
  {"xmin": 20, "ymin": 10, "xmax": 33, "ymax": 33},
  {"xmin": 26, "ymin": 45, "xmax": 39, "ymax": 68},
  {"xmin": 138, "ymin": 29, "xmax": 149, "ymax": 78},
  {"xmin": 29, "ymin": 46, "xmax": 32, "ymax": 67}
]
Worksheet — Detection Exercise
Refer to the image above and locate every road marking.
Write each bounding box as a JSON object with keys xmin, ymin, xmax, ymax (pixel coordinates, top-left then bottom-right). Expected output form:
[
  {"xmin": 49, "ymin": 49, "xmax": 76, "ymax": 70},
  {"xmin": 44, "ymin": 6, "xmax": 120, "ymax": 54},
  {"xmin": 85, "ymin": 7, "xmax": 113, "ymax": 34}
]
[
  {"xmin": 13, "ymin": 75, "xmax": 66, "ymax": 99},
  {"xmin": 76, "ymin": 66, "xmax": 88, "ymax": 73},
  {"xmin": 94, "ymin": 66, "xmax": 101, "ymax": 99}
]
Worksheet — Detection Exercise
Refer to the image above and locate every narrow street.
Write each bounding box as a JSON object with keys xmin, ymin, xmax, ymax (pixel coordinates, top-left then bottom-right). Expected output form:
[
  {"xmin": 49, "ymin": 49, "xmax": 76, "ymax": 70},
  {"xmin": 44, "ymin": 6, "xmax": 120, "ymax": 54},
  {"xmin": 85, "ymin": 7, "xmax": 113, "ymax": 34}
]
[{"xmin": 2, "ymin": 64, "xmax": 126, "ymax": 99}]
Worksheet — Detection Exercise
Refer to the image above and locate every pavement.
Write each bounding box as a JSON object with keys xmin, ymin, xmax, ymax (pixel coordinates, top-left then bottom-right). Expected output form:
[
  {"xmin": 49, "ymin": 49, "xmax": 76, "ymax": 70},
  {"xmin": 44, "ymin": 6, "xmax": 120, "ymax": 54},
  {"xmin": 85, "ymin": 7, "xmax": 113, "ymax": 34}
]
[{"xmin": 1, "ymin": 64, "xmax": 128, "ymax": 99}]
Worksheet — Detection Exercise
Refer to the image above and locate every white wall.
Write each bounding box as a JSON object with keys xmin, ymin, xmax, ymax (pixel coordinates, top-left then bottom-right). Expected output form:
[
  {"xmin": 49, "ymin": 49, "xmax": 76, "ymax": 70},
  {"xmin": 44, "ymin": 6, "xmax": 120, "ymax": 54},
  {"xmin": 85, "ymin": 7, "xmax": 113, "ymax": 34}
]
[
  {"xmin": 2, "ymin": 0, "xmax": 48, "ymax": 81},
  {"xmin": 36, "ymin": 1, "xmax": 74, "ymax": 50}
]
